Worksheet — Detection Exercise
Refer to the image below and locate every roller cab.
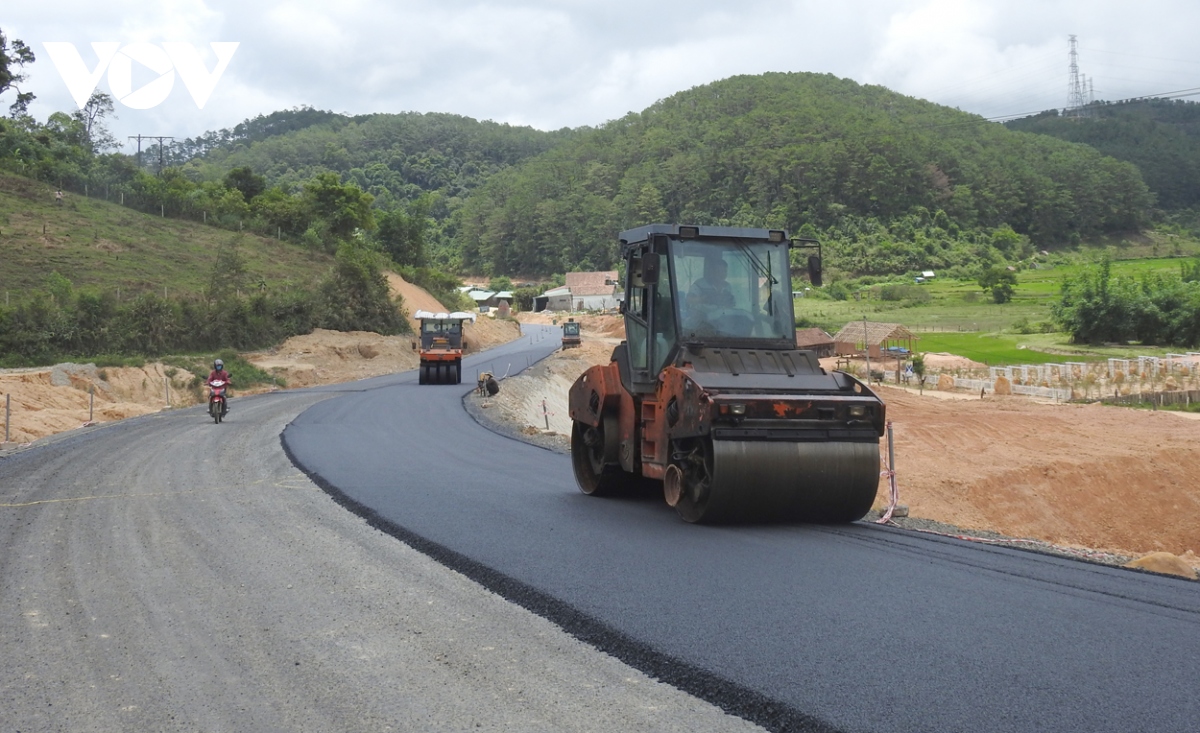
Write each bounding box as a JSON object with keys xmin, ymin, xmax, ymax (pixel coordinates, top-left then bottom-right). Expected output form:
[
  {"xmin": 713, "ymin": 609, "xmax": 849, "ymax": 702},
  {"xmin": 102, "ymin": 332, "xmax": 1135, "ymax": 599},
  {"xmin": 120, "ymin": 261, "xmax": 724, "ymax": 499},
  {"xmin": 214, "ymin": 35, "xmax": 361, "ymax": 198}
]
[{"xmin": 568, "ymin": 225, "xmax": 885, "ymax": 523}]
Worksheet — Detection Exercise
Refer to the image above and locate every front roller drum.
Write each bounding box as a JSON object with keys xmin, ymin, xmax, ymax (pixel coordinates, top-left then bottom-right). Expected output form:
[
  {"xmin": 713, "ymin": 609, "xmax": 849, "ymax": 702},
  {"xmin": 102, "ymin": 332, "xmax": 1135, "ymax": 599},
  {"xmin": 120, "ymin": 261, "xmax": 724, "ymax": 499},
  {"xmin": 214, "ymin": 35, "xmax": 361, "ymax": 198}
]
[{"xmin": 671, "ymin": 439, "xmax": 880, "ymax": 524}]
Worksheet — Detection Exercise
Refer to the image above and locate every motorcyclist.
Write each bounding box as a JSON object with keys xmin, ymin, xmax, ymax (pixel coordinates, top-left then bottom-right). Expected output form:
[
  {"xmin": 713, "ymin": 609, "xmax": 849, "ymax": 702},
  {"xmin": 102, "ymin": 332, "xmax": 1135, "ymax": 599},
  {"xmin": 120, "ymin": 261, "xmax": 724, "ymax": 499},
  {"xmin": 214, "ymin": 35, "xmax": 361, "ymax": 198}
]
[{"xmin": 207, "ymin": 358, "xmax": 232, "ymax": 415}]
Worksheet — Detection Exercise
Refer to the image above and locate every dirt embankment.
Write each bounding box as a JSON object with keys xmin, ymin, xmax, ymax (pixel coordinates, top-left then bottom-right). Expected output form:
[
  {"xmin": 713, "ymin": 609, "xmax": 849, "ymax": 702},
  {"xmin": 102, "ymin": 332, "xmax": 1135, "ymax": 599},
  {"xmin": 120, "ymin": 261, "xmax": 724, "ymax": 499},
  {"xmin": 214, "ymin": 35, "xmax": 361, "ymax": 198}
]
[
  {"xmin": 240, "ymin": 315, "xmax": 520, "ymax": 389},
  {"xmin": 0, "ymin": 272, "xmax": 522, "ymax": 445},
  {"xmin": 0, "ymin": 363, "xmax": 201, "ymax": 444},
  {"xmin": 486, "ymin": 314, "xmax": 1199, "ymax": 577}
]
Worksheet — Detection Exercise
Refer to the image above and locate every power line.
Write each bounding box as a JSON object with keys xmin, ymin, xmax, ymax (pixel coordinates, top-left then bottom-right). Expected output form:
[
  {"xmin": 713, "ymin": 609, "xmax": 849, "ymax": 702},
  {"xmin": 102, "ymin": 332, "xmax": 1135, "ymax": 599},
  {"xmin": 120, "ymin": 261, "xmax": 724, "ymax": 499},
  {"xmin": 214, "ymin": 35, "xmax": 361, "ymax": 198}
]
[
  {"xmin": 1081, "ymin": 47, "xmax": 1200, "ymax": 68},
  {"xmin": 1067, "ymin": 35, "xmax": 1088, "ymax": 118}
]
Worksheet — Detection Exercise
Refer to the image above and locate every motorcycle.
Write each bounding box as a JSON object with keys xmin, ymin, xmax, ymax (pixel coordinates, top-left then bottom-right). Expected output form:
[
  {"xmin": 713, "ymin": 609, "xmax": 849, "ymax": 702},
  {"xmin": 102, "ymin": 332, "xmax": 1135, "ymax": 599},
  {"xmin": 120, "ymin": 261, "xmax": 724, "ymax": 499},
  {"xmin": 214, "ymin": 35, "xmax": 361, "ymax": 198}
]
[{"xmin": 208, "ymin": 379, "xmax": 228, "ymax": 423}]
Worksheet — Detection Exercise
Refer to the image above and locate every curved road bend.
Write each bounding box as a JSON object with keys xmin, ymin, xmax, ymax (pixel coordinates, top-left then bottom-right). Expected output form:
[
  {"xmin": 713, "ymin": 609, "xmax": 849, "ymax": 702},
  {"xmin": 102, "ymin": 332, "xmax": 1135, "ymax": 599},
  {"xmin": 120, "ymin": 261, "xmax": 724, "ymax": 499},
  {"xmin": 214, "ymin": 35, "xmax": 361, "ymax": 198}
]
[
  {"xmin": 285, "ymin": 325, "xmax": 1200, "ymax": 733},
  {"xmin": 1, "ymin": 325, "xmax": 764, "ymax": 732}
]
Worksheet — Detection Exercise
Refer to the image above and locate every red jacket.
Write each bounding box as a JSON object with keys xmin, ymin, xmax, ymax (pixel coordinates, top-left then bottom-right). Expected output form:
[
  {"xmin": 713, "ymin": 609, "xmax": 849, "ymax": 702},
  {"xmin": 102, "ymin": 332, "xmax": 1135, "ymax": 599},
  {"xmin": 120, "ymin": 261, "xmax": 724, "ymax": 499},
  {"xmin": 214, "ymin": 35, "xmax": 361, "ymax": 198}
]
[{"xmin": 207, "ymin": 369, "xmax": 231, "ymax": 387}]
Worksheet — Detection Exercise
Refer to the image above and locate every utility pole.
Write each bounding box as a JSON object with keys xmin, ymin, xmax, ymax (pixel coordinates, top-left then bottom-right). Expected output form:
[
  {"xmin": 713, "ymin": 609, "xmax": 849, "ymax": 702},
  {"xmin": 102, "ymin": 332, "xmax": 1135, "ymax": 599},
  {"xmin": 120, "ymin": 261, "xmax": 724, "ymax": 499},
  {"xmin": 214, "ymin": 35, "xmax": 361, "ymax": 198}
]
[
  {"xmin": 128, "ymin": 134, "xmax": 144, "ymax": 168},
  {"xmin": 128, "ymin": 135, "xmax": 175, "ymax": 174}
]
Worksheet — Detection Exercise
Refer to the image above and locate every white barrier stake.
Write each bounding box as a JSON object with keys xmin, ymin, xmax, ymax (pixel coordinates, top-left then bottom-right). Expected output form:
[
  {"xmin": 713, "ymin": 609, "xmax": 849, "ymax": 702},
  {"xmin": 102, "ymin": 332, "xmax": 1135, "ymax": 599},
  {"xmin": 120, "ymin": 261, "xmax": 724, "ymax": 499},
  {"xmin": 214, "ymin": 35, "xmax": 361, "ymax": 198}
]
[{"xmin": 875, "ymin": 421, "xmax": 900, "ymax": 524}]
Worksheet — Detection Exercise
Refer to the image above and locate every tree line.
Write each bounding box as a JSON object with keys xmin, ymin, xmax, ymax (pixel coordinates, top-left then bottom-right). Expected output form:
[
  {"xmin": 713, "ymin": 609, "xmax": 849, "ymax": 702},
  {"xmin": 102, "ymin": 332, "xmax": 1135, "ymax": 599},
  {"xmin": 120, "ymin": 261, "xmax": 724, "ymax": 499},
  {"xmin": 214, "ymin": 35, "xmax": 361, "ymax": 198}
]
[{"xmin": 1053, "ymin": 257, "xmax": 1200, "ymax": 347}]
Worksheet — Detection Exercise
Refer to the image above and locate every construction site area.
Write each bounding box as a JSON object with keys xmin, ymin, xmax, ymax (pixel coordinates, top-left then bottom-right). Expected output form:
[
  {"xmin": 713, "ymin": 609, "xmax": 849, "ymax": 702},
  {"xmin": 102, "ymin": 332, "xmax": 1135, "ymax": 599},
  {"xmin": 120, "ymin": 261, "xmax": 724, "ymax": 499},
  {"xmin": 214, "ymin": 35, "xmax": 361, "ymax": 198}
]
[
  {"xmin": 1, "ymin": 280, "xmax": 1196, "ymax": 579},
  {"xmin": 482, "ymin": 312, "xmax": 1199, "ymax": 578}
]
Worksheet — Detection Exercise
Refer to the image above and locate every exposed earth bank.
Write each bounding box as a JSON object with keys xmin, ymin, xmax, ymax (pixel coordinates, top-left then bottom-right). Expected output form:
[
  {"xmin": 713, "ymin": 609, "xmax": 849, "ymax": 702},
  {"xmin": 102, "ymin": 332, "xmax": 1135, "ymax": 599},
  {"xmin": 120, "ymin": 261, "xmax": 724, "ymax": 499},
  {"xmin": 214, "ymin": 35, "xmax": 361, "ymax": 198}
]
[{"xmin": 478, "ymin": 313, "xmax": 1200, "ymax": 579}]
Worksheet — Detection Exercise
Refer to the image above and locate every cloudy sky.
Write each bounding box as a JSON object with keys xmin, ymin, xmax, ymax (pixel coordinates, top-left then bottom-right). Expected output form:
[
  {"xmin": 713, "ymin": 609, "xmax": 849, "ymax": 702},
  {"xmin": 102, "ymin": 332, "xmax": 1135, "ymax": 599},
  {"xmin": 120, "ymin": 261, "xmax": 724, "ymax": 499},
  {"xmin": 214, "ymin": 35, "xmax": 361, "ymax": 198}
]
[{"xmin": 5, "ymin": 0, "xmax": 1199, "ymax": 153}]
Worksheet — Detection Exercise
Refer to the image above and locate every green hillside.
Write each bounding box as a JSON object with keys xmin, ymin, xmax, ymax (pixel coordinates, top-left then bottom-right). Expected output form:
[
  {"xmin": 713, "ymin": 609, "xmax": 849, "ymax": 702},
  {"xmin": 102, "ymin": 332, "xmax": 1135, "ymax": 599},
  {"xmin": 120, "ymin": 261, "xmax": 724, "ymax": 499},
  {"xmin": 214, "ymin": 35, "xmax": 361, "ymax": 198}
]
[
  {"xmin": 0, "ymin": 173, "xmax": 332, "ymax": 299},
  {"xmin": 0, "ymin": 172, "xmax": 410, "ymax": 366},
  {"xmin": 455, "ymin": 72, "xmax": 1154, "ymax": 276}
]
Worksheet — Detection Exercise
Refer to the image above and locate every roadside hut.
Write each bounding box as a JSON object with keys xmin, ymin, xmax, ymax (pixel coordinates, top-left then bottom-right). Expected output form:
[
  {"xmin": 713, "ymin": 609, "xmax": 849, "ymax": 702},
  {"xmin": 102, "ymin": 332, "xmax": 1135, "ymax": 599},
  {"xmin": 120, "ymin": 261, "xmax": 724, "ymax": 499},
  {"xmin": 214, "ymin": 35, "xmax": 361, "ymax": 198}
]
[
  {"xmin": 795, "ymin": 327, "xmax": 836, "ymax": 358},
  {"xmin": 832, "ymin": 321, "xmax": 918, "ymax": 360}
]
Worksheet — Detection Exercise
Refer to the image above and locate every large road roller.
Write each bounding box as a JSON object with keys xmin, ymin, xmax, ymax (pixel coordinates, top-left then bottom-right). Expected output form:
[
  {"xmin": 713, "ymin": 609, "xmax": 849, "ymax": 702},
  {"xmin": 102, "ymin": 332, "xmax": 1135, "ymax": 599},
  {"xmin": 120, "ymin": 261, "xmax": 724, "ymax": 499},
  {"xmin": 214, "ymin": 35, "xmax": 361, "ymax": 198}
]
[
  {"xmin": 413, "ymin": 310, "xmax": 473, "ymax": 384},
  {"xmin": 567, "ymin": 225, "xmax": 886, "ymax": 523}
]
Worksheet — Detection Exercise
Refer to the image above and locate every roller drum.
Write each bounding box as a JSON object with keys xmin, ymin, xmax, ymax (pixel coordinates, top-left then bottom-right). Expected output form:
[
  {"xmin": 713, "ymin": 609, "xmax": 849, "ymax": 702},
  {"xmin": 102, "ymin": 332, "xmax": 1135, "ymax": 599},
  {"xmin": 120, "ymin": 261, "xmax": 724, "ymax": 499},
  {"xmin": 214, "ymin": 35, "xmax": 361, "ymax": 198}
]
[{"xmin": 678, "ymin": 440, "xmax": 880, "ymax": 524}]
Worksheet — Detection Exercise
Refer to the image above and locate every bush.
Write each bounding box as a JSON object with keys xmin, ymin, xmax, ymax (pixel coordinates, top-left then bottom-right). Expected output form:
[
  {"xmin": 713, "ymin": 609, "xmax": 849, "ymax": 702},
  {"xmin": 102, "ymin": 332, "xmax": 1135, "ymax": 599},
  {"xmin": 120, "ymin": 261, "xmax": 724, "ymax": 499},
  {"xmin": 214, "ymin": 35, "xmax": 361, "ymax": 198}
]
[
  {"xmin": 0, "ymin": 251, "xmax": 412, "ymax": 365},
  {"xmin": 317, "ymin": 243, "xmax": 408, "ymax": 335},
  {"xmin": 398, "ymin": 265, "xmax": 472, "ymax": 311},
  {"xmin": 878, "ymin": 284, "xmax": 931, "ymax": 303}
]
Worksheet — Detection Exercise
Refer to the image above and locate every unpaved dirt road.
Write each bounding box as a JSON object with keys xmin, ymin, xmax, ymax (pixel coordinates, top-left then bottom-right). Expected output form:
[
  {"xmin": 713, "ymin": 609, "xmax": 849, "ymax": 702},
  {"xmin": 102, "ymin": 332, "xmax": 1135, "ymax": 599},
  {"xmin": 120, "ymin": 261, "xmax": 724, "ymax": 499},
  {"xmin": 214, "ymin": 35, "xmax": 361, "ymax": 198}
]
[{"xmin": 0, "ymin": 378, "xmax": 762, "ymax": 733}]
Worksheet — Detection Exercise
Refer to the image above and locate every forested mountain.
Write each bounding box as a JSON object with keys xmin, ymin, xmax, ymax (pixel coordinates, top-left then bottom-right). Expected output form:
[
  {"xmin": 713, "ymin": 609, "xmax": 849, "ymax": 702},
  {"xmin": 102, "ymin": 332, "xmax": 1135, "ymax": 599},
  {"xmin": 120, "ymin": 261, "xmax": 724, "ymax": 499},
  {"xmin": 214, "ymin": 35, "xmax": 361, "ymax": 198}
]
[
  {"xmin": 177, "ymin": 110, "xmax": 574, "ymax": 210},
  {"xmin": 1005, "ymin": 99, "xmax": 1200, "ymax": 211},
  {"xmin": 1, "ymin": 51, "xmax": 1160, "ymax": 283},
  {"xmin": 455, "ymin": 72, "xmax": 1153, "ymax": 276}
]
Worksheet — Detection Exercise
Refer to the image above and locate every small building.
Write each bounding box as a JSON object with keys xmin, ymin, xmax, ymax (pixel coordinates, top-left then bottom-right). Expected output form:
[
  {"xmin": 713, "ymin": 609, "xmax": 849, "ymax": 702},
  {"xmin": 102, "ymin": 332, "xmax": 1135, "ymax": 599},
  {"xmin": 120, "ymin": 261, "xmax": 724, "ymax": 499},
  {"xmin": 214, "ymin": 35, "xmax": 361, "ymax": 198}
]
[
  {"xmin": 538, "ymin": 271, "xmax": 620, "ymax": 312},
  {"xmin": 467, "ymin": 289, "xmax": 498, "ymax": 310},
  {"xmin": 540, "ymin": 285, "xmax": 573, "ymax": 312},
  {"xmin": 564, "ymin": 271, "xmax": 620, "ymax": 311},
  {"xmin": 795, "ymin": 327, "xmax": 836, "ymax": 358},
  {"xmin": 832, "ymin": 321, "xmax": 918, "ymax": 360}
]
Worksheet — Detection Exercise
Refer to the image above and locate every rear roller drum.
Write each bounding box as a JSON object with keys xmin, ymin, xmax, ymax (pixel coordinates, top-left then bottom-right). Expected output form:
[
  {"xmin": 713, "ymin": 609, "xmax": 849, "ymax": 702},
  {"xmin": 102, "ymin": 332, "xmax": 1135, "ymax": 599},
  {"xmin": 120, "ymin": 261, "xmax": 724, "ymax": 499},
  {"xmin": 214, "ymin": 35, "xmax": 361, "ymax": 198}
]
[{"xmin": 571, "ymin": 415, "xmax": 651, "ymax": 497}]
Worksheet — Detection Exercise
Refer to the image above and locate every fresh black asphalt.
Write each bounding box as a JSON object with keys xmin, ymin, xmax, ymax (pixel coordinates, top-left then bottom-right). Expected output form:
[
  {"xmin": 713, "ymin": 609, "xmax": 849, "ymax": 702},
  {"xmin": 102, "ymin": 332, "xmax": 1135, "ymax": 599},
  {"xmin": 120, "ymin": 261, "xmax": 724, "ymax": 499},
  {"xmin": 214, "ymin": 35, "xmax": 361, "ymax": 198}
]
[{"xmin": 284, "ymin": 323, "xmax": 1200, "ymax": 733}]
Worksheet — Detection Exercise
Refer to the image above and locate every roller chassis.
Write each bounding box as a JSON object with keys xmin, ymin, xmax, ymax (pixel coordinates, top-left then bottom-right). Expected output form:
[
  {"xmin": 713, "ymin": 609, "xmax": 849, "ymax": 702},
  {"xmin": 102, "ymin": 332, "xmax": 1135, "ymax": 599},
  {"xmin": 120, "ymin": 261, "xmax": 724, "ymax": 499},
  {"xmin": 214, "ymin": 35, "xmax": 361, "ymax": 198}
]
[
  {"xmin": 414, "ymin": 311, "xmax": 472, "ymax": 385},
  {"xmin": 567, "ymin": 224, "xmax": 886, "ymax": 524}
]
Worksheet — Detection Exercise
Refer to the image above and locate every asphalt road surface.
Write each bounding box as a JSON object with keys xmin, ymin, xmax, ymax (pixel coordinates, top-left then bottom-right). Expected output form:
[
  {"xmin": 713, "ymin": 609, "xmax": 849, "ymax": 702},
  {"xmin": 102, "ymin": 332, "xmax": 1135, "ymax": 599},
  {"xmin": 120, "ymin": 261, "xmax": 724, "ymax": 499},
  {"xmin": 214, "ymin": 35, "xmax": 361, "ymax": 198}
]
[
  {"xmin": 0, "ymin": 327, "xmax": 763, "ymax": 733},
  {"xmin": 4, "ymin": 324, "xmax": 1198, "ymax": 732},
  {"xmin": 284, "ymin": 324, "xmax": 1200, "ymax": 733}
]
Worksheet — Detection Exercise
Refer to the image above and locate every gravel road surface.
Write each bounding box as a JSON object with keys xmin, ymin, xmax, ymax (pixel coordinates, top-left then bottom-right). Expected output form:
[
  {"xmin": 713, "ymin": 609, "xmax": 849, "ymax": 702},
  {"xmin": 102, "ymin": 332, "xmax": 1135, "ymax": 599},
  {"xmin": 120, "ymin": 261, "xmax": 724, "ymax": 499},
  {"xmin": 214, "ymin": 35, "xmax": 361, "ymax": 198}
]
[
  {"xmin": 0, "ymin": 327, "xmax": 763, "ymax": 732},
  {"xmin": 285, "ymin": 325, "xmax": 1200, "ymax": 733}
]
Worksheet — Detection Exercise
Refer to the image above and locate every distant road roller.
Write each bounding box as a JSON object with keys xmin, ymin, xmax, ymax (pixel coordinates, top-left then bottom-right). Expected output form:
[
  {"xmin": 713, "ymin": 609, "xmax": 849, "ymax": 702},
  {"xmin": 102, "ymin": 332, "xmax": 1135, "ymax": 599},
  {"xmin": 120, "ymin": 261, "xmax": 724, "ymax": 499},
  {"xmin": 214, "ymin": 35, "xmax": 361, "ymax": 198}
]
[
  {"xmin": 567, "ymin": 225, "xmax": 885, "ymax": 523},
  {"xmin": 413, "ymin": 310, "xmax": 474, "ymax": 384},
  {"xmin": 561, "ymin": 318, "xmax": 582, "ymax": 349}
]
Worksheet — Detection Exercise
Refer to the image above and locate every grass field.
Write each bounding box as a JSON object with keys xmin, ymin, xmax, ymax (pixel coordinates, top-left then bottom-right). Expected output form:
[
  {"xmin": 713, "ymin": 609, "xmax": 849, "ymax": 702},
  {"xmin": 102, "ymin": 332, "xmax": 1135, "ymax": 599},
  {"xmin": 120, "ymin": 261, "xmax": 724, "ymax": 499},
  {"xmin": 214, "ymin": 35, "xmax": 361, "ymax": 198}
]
[
  {"xmin": 909, "ymin": 332, "xmax": 1066, "ymax": 365},
  {"xmin": 796, "ymin": 255, "xmax": 1199, "ymax": 334},
  {"xmin": 0, "ymin": 173, "xmax": 333, "ymax": 301},
  {"xmin": 795, "ymin": 253, "xmax": 1200, "ymax": 366}
]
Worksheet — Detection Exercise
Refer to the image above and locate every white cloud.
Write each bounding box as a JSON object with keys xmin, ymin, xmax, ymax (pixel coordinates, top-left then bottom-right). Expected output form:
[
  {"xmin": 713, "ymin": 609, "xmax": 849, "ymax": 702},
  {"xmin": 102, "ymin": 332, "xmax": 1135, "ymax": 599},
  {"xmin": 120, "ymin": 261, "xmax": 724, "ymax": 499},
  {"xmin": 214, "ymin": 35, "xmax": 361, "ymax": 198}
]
[{"xmin": 4, "ymin": 0, "xmax": 1198, "ymax": 150}]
